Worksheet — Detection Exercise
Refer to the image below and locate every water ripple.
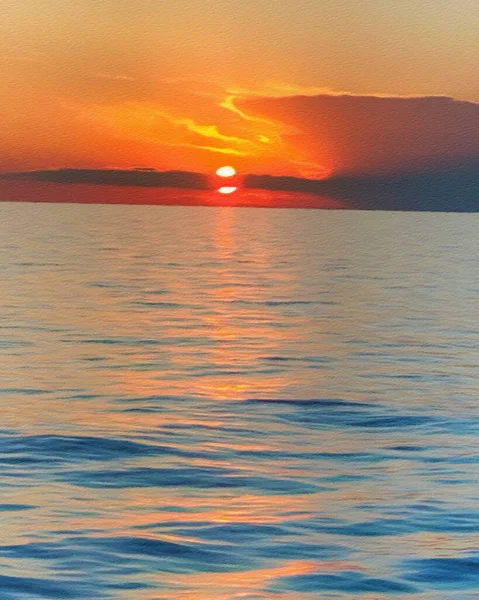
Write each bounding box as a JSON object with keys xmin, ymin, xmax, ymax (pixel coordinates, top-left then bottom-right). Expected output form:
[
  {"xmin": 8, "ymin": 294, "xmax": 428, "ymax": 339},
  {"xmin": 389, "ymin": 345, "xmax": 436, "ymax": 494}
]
[{"xmin": 0, "ymin": 204, "xmax": 478, "ymax": 599}]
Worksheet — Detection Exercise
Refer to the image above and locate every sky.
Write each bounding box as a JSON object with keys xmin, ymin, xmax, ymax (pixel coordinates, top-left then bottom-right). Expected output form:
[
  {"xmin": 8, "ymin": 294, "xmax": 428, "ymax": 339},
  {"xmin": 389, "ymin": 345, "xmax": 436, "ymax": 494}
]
[{"xmin": 1, "ymin": 0, "xmax": 478, "ymax": 177}]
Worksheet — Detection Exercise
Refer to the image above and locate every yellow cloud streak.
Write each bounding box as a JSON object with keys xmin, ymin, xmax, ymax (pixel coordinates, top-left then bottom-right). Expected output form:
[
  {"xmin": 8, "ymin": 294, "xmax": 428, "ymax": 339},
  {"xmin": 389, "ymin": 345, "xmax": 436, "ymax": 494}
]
[
  {"xmin": 68, "ymin": 80, "xmax": 336, "ymax": 175},
  {"xmin": 72, "ymin": 101, "xmax": 259, "ymax": 158},
  {"xmin": 173, "ymin": 114, "xmax": 254, "ymax": 148},
  {"xmin": 159, "ymin": 139, "xmax": 248, "ymax": 156},
  {"xmin": 220, "ymin": 89, "xmax": 329, "ymax": 177}
]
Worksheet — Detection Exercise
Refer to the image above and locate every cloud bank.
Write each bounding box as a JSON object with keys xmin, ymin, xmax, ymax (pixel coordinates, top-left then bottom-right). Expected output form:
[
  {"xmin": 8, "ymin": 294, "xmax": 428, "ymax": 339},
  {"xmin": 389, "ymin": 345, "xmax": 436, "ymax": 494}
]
[
  {"xmin": 236, "ymin": 92, "xmax": 479, "ymax": 176},
  {"xmin": 244, "ymin": 164, "xmax": 479, "ymax": 212},
  {"xmin": 2, "ymin": 168, "xmax": 209, "ymax": 189},
  {"xmin": 2, "ymin": 164, "xmax": 478, "ymax": 212}
]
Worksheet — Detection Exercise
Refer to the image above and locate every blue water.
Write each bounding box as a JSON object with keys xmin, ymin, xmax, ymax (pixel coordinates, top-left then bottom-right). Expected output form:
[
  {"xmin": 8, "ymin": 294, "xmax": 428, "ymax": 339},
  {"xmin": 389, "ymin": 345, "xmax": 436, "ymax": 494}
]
[{"xmin": 0, "ymin": 202, "xmax": 478, "ymax": 599}]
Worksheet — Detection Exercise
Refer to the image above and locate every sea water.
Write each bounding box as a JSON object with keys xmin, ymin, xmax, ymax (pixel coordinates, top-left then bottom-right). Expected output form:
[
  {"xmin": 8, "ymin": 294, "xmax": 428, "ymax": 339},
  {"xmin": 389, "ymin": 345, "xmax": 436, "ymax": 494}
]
[{"xmin": 0, "ymin": 202, "xmax": 478, "ymax": 599}]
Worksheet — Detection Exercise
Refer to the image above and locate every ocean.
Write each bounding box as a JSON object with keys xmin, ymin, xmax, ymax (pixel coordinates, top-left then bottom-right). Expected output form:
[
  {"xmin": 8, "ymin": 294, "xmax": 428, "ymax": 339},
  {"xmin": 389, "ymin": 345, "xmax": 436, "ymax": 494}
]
[{"xmin": 0, "ymin": 201, "xmax": 478, "ymax": 599}]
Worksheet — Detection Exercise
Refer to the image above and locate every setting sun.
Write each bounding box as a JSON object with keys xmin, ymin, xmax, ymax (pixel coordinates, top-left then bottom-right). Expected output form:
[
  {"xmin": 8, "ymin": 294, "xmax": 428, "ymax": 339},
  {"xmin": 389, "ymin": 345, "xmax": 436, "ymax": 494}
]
[
  {"xmin": 218, "ymin": 186, "xmax": 237, "ymax": 194},
  {"xmin": 216, "ymin": 166, "xmax": 236, "ymax": 178}
]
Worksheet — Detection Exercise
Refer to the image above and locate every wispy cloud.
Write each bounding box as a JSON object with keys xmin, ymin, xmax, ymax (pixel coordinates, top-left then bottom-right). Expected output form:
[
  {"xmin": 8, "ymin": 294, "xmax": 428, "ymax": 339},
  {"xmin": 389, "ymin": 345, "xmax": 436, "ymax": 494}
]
[
  {"xmin": 226, "ymin": 81, "xmax": 463, "ymax": 101},
  {"xmin": 158, "ymin": 140, "xmax": 248, "ymax": 156},
  {"xmin": 220, "ymin": 91, "xmax": 329, "ymax": 177},
  {"xmin": 70, "ymin": 100, "xmax": 257, "ymax": 158}
]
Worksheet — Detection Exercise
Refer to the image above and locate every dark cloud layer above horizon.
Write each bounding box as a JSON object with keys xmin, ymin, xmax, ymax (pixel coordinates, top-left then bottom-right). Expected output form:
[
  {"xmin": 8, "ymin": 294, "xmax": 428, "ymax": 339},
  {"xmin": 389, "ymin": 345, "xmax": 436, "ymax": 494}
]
[
  {"xmin": 1, "ymin": 163, "xmax": 478, "ymax": 212},
  {"xmin": 237, "ymin": 93, "xmax": 479, "ymax": 176},
  {"xmin": 2, "ymin": 168, "xmax": 209, "ymax": 190},
  {"xmin": 243, "ymin": 165, "xmax": 479, "ymax": 212}
]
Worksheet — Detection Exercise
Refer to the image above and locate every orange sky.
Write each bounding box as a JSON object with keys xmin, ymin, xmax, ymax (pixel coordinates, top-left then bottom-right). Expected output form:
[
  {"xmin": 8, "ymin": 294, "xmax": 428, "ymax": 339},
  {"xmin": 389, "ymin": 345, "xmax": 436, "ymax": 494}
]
[{"xmin": 1, "ymin": 0, "xmax": 478, "ymax": 176}]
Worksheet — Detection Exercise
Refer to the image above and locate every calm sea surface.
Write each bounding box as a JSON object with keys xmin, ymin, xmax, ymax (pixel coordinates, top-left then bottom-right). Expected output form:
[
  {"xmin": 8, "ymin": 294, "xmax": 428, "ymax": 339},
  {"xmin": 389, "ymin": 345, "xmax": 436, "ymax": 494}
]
[{"xmin": 0, "ymin": 202, "xmax": 478, "ymax": 599}]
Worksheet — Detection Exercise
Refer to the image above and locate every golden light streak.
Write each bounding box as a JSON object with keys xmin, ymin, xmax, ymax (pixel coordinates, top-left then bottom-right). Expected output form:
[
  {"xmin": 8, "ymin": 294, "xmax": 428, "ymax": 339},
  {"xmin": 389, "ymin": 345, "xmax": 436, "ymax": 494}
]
[
  {"xmin": 72, "ymin": 101, "xmax": 259, "ymax": 159},
  {"xmin": 162, "ymin": 140, "xmax": 247, "ymax": 156},
  {"xmin": 220, "ymin": 90, "xmax": 329, "ymax": 177},
  {"xmin": 220, "ymin": 94, "xmax": 283, "ymax": 131}
]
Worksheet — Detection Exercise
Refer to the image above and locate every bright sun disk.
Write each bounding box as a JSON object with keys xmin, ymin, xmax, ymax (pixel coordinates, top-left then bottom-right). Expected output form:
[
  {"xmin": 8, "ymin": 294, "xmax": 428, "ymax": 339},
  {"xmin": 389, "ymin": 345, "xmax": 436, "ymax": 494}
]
[{"xmin": 216, "ymin": 166, "xmax": 236, "ymax": 177}]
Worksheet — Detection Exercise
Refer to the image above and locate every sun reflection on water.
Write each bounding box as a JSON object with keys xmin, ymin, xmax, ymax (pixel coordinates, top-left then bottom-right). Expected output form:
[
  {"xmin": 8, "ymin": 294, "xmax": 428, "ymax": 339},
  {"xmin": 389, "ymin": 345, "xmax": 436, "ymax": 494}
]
[{"xmin": 1, "ymin": 205, "xmax": 477, "ymax": 600}]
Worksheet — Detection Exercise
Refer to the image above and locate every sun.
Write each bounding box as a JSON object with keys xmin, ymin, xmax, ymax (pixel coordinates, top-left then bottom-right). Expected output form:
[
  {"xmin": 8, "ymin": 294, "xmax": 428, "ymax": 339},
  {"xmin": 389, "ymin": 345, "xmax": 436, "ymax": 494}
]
[
  {"xmin": 216, "ymin": 166, "xmax": 236, "ymax": 178},
  {"xmin": 218, "ymin": 186, "xmax": 237, "ymax": 194}
]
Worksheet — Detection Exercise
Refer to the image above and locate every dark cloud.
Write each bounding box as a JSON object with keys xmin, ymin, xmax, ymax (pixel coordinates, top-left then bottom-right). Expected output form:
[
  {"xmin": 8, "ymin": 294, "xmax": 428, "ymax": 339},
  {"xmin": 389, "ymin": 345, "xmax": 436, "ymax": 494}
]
[
  {"xmin": 237, "ymin": 93, "xmax": 479, "ymax": 176},
  {"xmin": 2, "ymin": 168, "xmax": 210, "ymax": 190},
  {"xmin": 244, "ymin": 163, "xmax": 479, "ymax": 212},
  {"xmin": 1, "ymin": 162, "xmax": 478, "ymax": 212},
  {"xmin": 0, "ymin": 173, "xmax": 343, "ymax": 209}
]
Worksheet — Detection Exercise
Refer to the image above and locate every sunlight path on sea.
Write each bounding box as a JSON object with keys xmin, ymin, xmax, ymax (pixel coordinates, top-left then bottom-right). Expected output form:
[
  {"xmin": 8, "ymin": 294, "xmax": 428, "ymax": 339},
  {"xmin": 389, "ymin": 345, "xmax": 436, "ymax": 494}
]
[{"xmin": 0, "ymin": 203, "xmax": 478, "ymax": 599}]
